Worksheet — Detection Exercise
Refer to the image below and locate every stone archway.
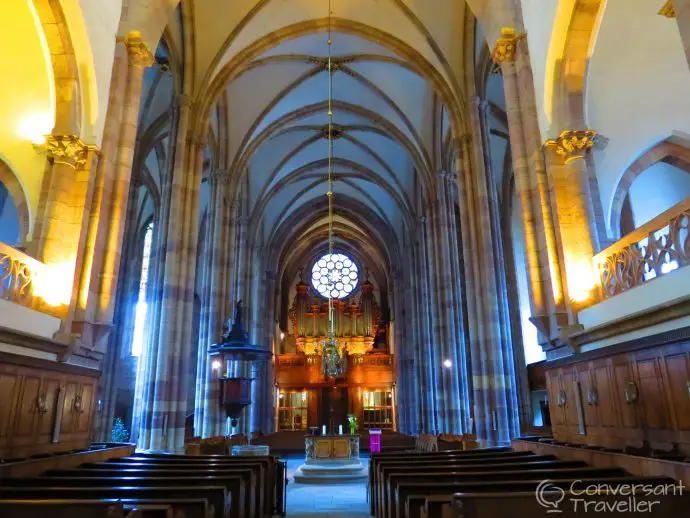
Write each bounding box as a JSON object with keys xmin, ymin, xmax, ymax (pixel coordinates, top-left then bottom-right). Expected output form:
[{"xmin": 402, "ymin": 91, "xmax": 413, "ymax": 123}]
[
  {"xmin": 31, "ymin": 0, "xmax": 82, "ymax": 135},
  {"xmin": 0, "ymin": 159, "xmax": 31, "ymax": 246},
  {"xmin": 610, "ymin": 136, "xmax": 690, "ymax": 238}
]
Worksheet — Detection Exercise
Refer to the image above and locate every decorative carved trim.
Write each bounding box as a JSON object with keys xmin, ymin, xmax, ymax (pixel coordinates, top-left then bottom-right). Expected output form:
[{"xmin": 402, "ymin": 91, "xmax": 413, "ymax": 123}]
[
  {"xmin": 544, "ymin": 130, "xmax": 597, "ymax": 162},
  {"xmin": 659, "ymin": 1, "xmax": 675, "ymax": 18},
  {"xmin": 122, "ymin": 31, "xmax": 155, "ymax": 68},
  {"xmin": 491, "ymin": 28, "xmax": 526, "ymax": 64},
  {"xmin": 308, "ymin": 56, "xmax": 355, "ymax": 74},
  {"xmin": 45, "ymin": 135, "xmax": 96, "ymax": 169},
  {"xmin": 320, "ymin": 124, "xmax": 345, "ymax": 141}
]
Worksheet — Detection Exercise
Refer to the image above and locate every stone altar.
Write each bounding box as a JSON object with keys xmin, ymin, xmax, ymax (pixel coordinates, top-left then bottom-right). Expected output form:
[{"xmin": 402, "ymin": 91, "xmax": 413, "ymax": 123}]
[{"xmin": 293, "ymin": 434, "xmax": 368, "ymax": 483}]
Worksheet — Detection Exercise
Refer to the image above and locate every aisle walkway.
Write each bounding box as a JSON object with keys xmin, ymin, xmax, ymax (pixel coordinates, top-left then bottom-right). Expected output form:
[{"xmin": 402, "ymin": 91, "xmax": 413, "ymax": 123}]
[{"xmin": 285, "ymin": 456, "xmax": 371, "ymax": 517}]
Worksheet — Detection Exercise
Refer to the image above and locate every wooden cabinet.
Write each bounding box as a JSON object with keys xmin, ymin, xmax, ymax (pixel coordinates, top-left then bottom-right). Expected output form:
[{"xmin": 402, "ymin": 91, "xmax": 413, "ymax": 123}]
[
  {"xmin": 545, "ymin": 340, "xmax": 690, "ymax": 454},
  {"xmin": 0, "ymin": 358, "xmax": 99, "ymax": 459}
]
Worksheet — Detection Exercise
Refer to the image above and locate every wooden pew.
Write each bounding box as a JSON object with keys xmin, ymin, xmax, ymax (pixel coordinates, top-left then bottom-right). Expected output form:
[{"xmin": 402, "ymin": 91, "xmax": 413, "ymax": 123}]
[
  {"xmin": 391, "ymin": 476, "xmax": 676, "ymax": 518},
  {"xmin": 369, "ymin": 449, "xmax": 535, "ymax": 514},
  {"xmin": 371, "ymin": 451, "xmax": 547, "ymax": 516},
  {"xmin": 383, "ymin": 467, "xmax": 628, "ymax": 518},
  {"xmin": 1, "ymin": 475, "xmax": 248, "ymax": 518},
  {"xmin": 0, "ymin": 499, "xmax": 126, "ymax": 518},
  {"xmin": 46, "ymin": 466, "xmax": 261, "ymax": 518},
  {"xmin": 102, "ymin": 455, "xmax": 281, "ymax": 517},
  {"xmin": 377, "ymin": 459, "xmax": 588, "ymax": 518},
  {"xmin": 118, "ymin": 498, "xmax": 209, "ymax": 518},
  {"xmin": 0, "ymin": 485, "xmax": 227, "ymax": 518},
  {"xmin": 448, "ymin": 490, "xmax": 690, "ymax": 518}
]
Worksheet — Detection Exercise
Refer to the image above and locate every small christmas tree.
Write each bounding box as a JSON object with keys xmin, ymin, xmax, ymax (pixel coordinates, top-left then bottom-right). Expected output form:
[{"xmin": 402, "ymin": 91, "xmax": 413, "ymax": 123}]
[{"xmin": 111, "ymin": 416, "xmax": 130, "ymax": 443}]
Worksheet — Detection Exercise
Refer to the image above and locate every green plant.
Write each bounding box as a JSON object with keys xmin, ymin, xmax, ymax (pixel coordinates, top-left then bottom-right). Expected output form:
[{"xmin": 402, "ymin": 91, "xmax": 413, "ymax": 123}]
[
  {"xmin": 347, "ymin": 414, "xmax": 358, "ymax": 434},
  {"xmin": 111, "ymin": 416, "xmax": 130, "ymax": 443}
]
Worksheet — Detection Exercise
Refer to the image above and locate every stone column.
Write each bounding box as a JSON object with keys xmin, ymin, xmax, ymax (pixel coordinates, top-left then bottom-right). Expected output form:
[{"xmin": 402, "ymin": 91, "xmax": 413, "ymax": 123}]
[
  {"xmin": 477, "ymin": 99, "xmax": 532, "ymax": 430},
  {"xmin": 543, "ymin": 131, "xmax": 599, "ymax": 308},
  {"xmin": 76, "ymin": 32, "xmax": 154, "ymax": 356},
  {"xmin": 455, "ymin": 115, "xmax": 520, "ymax": 444},
  {"xmin": 672, "ymin": 1, "xmax": 690, "ymax": 69},
  {"xmin": 196, "ymin": 172, "xmax": 231, "ymax": 438},
  {"xmin": 493, "ymin": 28, "xmax": 568, "ymax": 348},
  {"xmin": 36, "ymin": 137, "xmax": 99, "ymax": 318},
  {"xmin": 431, "ymin": 171, "xmax": 471, "ymax": 434},
  {"xmin": 133, "ymin": 94, "xmax": 206, "ymax": 451}
]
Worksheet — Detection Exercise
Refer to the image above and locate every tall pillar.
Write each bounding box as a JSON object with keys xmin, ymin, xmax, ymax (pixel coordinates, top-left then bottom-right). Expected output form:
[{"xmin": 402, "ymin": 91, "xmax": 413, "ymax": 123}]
[
  {"xmin": 671, "ymin": 1, "xmax": 690, "ymax": 69},
  {"xmin": 133, "ymin": 94, "xmax": 206, "ymax": 451},
  {"xmin": 76, "ymin": 32, "xmax": 154, "ymax": 359},
  {"xmin": 196, "ymin": 172, "xmax": 231, "ymax": 438},
  {"xmin": 543, "ymin": 131, "xmax": 599, "ymax": 308},
  {"xmin": 430, "ymin": 171, "xmax": 471, "ymax": 434},
  {"xmin": 455, "ymin": 125, "xmax": 520, "ymax": 445},
  {"xmin": 493, "ymin": 28, "xmax": 568, "ymax": 349}
]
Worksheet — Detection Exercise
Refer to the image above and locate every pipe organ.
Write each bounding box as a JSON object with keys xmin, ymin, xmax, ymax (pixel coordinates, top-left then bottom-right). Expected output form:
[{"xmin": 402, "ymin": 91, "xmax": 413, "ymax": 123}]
[{"xmin": 275, "ymin": 275, "xmax": 396, "ymax": 432}]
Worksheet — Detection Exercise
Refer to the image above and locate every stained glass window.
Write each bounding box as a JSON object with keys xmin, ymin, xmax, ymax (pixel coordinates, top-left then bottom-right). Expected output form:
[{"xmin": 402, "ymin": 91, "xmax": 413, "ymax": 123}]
[{"xmin": 310, "ymin": 252, "xmax": 359, "ymax": 299}]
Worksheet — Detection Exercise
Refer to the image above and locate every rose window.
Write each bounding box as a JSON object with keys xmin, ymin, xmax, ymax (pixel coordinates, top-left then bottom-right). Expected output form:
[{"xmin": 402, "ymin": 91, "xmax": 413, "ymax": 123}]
[{"xmin": 310, "ymin": 253, "xmax": 359, "ymax": 299}]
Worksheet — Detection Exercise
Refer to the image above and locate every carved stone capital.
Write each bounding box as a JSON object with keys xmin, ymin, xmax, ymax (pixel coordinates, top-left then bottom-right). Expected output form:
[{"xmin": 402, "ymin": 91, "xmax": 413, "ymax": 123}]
[
  {"xmin": 544, "ymin": 129, "xmax": 597, "ymax": 163},
  {"xmin": 45, "ymin": 135, "xmax": 97, "ymax": 169},
  {"xmin": 659, "ymin": 1, "xmax": 675, "ymax": 18},
  {"xmin": 491, "ymin": 28, "xmax": 525, "ymax": 65},
  {"xmin": 123, "ymin": 31, "xmax": 155, "ymax": 68}
]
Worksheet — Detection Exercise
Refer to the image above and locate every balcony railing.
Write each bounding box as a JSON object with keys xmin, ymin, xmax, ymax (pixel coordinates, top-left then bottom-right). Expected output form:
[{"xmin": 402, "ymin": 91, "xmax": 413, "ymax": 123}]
[
  {"xmin": 594, "ymin": 198, "xmax": 690, "ymax": 299},
  {"xmin": 0, "ymin": 242, "xmax": 45, "ymax": 310}
]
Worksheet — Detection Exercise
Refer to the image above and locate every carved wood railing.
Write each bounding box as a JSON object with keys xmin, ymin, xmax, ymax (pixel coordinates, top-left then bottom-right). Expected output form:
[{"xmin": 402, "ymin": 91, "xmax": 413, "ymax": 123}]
[
  {"xmin": 0, "ymin": 242, "xmax": 42, "ymax": 305},
  {"xmin": 594, "ymin": 198, "xmax": 690, "ymax": 299}
]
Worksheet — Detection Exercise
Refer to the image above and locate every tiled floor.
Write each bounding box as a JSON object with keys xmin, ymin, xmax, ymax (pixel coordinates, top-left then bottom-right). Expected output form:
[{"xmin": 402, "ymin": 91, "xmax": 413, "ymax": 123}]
[{"xmin": 285, "ymin": 456, "xmax": 371, "ymax": 517}]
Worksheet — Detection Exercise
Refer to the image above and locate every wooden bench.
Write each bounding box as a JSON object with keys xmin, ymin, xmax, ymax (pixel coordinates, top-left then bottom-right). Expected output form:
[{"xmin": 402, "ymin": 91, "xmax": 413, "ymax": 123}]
[
  {"xmin": 1, "ymin": 475, "xmax": 248, "ymax": 518},
  {"xmin": 46, "ymin": 467, "xmax": 259, "ymax": 518},
  {"xmin": 377, "ymin": 458, "xmax": 588, "ymax": 518},
  {"xmin": 0, "ymin": 485, "xmax": 227, "ymax": 518},
  {"xmin": 95, "ymin": 457, "xmax": 275, "ymax": 517},
  {"xmin": 106, "ymin": 454, "xmax": 284, "ymax": 517},
  {"xmin": 448, "ymin": 489, "xmax": 690, "ymax": 518},
  {"xmin": 118, "ymin": 498, "xmax": 209, "ymax": 518},
  {"xmin": 371, "ymin": 451, "xmax": 548, "ymax": 515},
  {"xmin": 0, "ymin": 499, "xmax": 126, "ymax": 518},
  {"xmin": 369, "ymin": 449, "xmax": 535, "ymax": 513},
  {"xmin": 383, "ymin": 467, "xmax": 628, "ymax": 518},
  {"xmin": 392, "ymin": 476, "xmax": 676, "ymax": 518}
]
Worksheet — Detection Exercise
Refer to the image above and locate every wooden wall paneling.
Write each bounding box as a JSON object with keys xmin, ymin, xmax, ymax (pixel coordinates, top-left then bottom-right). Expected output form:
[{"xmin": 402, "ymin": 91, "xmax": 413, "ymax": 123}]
[
  {"xmin": 611, "ymin": 358, "xmax": 640, "ymax": 434},
  {"xmin": 635, "ymin": 356, "xmax": 670, "ymax": 431},
  {"xmin": 577, "ymin": 365, "xmax": 599, "ymax": 438},
  {"xmin": 0, "ymin": 371, "xmax": 19, "ymax": 450},
  {"xmin": 661, "ymin": 351, "xmax": 690, "ymax": 430},
  {"xmin": 594, "ymin": 363, "xmax": 616, "ymax": 429},
  {"xmin": 545, "ymin": 372, "xmax": 562, "ymax": 427},
  {"xmin": 36, "ymin": 375, "xmax": 61, "ymax": 445},
  {"xmin": 562, "ymin": 369, "xmax": 579, "ymax": 434},
  {"xmin": 60, "ymin": 381, "xmax": 78, "ymax": 438},
  {"xmin": 12, "ymin": 372, "xmax": 41, "ymax": 447},
  {"xmin": 76, "ymin": 380, "xmax": 95, "ymax": 434}
]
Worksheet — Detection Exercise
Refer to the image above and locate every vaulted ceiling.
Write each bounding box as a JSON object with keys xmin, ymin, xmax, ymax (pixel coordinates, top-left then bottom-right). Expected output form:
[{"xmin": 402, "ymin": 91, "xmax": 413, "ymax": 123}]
[{"xmin": 126, "ymin": 0, "xmax": 478, "ymax": 283}]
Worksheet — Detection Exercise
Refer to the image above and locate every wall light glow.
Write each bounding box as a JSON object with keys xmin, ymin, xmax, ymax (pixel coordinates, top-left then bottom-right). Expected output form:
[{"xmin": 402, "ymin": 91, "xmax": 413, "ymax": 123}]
[
  {"xmin": 443, "ymin": 359, "xmax": 452, "ymax": 369},
  {"xmin": 33, "ymin": 260, "xmax": 74, "ymax": 306},
  {"xmin": 211, "ymin": 360, "xmax": 222, "ymax": 370},
  {"xmin": 568, "ymin": 260, "xmax": 597, "ymax": 303},
  {"xmin": 17, "ymin": 112, "xmax": 52, "ymax": 144}
]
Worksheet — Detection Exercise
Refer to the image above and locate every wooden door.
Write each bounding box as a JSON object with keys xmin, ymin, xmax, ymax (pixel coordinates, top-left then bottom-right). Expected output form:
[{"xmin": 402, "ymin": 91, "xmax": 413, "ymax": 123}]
[{"xmin": 12, "ymin": 373, "xmax": 41, "ymax": 448}]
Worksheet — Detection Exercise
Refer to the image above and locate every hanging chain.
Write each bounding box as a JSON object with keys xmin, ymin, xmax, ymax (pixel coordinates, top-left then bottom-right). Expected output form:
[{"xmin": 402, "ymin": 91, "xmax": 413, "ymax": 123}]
[{"xmin": 327, "ymin": 0, "xmax": 335, "ymax": 339}]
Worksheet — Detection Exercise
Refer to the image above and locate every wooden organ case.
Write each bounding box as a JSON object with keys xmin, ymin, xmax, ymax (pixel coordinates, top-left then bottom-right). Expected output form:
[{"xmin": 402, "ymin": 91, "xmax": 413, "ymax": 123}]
[{"xmin": 275, "ymin": 276, "xmax": 395, "ymax": 432}]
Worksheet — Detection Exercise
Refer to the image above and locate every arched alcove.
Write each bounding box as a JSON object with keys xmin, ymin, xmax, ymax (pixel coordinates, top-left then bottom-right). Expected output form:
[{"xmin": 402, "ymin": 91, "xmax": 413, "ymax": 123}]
[{"xmin": 611, "ymin": 137, "xmax": 690, "ymax": 238}]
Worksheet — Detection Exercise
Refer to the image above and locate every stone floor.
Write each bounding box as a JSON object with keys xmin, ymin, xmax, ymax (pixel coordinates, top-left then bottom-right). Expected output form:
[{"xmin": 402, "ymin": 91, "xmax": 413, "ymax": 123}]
[{"xmin": 285, "ymin": 455, "xmax": 371, "ymax": 517}]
